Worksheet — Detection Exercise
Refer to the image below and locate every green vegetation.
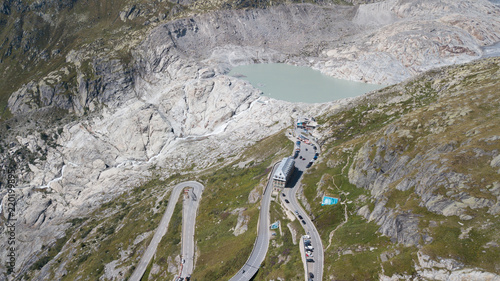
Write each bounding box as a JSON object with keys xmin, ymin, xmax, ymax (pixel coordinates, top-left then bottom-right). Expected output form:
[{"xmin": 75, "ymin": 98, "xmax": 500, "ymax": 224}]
[
  {"xmin": 332, "ymin": 216, "xmax": 389, "ymax": 247},
  {"xmin": 21, "ymin": 127, "xmax": 293, "ymax": 280},
  {"xmin": 192, "ymin": 130, "xmax": 294, "ymax": 279},
  {"xmin": 326, "ymin": 216, "xmax": 391, "ymax": 280},
  {"xmin": 423, "ymin": 216, "xmax": 500, "ymax": 273},
  {"xmin": 146, "ymin": 197, "xmax": 184, "ymax": 280},
  {"xmin": 301, "ymin": 57, "xmax": 500, "ymax": 279},
  {"xmin": 24, "ymin": 177, "xmax": 175, "ymax": 281},
  {"xmin": 254, "ymin": 201, "xmax": 304, "ymax": 280},
  {"xmin": 382, "ymin": 246, "xmax": 418, "ymax": 277},
  {"xmin": 19, "ymin": 57, "xmax": 500, "ymax": 279}
]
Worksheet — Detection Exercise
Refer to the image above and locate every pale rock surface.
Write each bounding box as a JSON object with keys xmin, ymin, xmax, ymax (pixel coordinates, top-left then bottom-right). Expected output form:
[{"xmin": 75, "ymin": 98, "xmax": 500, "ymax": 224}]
[{"xmin": 2, "ymin": 0, "xmax": 500, "ymax": 279}]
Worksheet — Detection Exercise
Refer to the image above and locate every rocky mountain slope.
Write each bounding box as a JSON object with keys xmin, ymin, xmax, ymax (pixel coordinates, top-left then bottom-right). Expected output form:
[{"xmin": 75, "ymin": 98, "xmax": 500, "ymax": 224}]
[
  {"xmin": 301, "ymin": 57, "xmax": 500, "ymax": 280},
  {"xmin": 0, "ymin": 0, "xmax": 500, "ymax": 280}
]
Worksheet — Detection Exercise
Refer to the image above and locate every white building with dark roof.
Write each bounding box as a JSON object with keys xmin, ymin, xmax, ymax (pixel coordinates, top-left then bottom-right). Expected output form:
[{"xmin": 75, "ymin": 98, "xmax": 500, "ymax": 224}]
[{"xmin": 273, "ymin": 157, "xmax": 295, "ymax": 191}]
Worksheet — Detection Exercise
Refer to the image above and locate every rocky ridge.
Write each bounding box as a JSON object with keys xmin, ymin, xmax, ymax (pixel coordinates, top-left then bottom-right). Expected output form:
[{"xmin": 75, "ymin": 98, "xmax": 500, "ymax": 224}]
[
  {"xmin": 1, "ymin": 0, "xmax": 500, "ymax": 280},
  {"xmin": 305, "ymin": 57, "xmax": 500, "ymax": 280}
]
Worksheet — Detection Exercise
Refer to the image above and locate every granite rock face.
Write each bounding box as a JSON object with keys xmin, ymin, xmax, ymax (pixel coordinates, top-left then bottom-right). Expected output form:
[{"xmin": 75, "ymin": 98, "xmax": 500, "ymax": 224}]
[
  {"xmin": 1, "ymin": 0, "xmax": 500, "ymax": 279},
  {"xmin": 8, "ymin": 0, "xmax": 500, "ymax": 116}
]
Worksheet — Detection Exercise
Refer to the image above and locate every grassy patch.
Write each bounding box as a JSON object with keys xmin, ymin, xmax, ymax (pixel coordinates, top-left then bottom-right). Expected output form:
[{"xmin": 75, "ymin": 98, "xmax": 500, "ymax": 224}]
[
  {"xmin": 331, "ymin": 249, "xmax": 383, "ymax": 281},
  {"xmin": 332, "ymin": 215, "xmax": 389, "ymax": 248},
  {"xmin": 254, "ymin": 201, "xmax": 303, "ymax": 280},
  {"xmin": 326, "ymin": 216, "xmax": 390, "ymax": 280},
  {"xmin": 422, "ymin": 217, "xmax": 500, "ymax": 273},
  {"xmin": 44, "ymin": 177, "xmax": 174, "ymax": 281}
]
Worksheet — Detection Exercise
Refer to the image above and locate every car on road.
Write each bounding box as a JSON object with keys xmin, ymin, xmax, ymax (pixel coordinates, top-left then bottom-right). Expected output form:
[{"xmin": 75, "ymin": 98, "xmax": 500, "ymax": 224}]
[
  {"xmin": 301, "ymin": 219, "xmax": 306, "ymax": 224},
  {"xmin": 309, "ymin": 272, "xmax": 315, "ymax": 278},
  {"xmin": 306, "ymin": 258, "xmax": 314, "ymax": 263},
  {"xmin": 298, "ymin": 215, "xmax": 303, "ymax": 219},
  {"xmin": 303, "ymin": 235, "xmax": 311, "ymax": 239},
  {"xmin": 295, "ymin": 210, "xmax": 299, "ymax": 215},
  {"xmin": 306, "ymin": 162, "xmax": 312, "ymax": 168},
  {"xmin": 299, "ymin": 156, "xmax": 303, "ymax": 159},
  {"xmin": 282, "ymin": 193, "xmax": 286, "ymax": 197},
  {"xmin": 285, "ymin": 199, "xmax": 290, "ymax": 203}
]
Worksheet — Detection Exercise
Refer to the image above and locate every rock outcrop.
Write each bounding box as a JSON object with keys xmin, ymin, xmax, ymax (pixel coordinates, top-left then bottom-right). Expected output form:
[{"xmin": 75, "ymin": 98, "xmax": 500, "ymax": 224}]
[
  {"xmin": 7, "ymin": 0, "xmax": 500, "ymax": 117},
  {"xmin": 1, "ymin": 0, "xmax": 500, "ymax": 280}
]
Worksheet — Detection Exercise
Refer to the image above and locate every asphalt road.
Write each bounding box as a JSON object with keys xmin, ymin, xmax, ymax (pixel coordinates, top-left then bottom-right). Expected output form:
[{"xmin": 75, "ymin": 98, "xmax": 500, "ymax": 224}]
[
  {"xmin": 229, "ymin": 163, "xmax": 279, "ymax": 281},
  {"xmin": 130, "ymin": 181, "xmax": 204, "ymax": 281},
  {"xmin": 283, "ymin": 141, "xmax": 324, "ymax": 281},
  {"xmin": 180, "ymin": 185, "xmax": 204, "ymax": 278}
]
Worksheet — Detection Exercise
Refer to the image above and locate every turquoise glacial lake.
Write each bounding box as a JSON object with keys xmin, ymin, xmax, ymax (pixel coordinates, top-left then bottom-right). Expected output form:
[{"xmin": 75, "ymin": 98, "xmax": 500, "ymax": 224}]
[{"xmin": 229, "ymin": 63, "xmax": 384, "ymax": 103}]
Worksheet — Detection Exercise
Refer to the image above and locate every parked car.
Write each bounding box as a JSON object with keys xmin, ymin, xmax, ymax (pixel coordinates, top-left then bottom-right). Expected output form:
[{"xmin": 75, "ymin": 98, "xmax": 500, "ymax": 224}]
[
  {"xmin": 285, "ymin": 199, "xmax": 290, "ymax": 203},
  {"xmin": 298, "ymin": 215, "xmax": 303, "ymax": 220},
  {"xmin": 301, "ymin": 219, "xmax": 306, "ymax": 224},
  {"xmin": 309, "ymin": 272, "xmax": 315, "ymax": 278},
  {"xmin": 282, "ymin": 193, "xmax": 286, "ymax": 197}
]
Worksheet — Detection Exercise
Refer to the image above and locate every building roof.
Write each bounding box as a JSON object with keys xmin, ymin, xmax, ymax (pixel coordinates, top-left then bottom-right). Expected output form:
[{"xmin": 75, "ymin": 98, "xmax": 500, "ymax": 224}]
[{"xmin": 273, "ymin": 157, "xmax": 295, "ymax": 182}]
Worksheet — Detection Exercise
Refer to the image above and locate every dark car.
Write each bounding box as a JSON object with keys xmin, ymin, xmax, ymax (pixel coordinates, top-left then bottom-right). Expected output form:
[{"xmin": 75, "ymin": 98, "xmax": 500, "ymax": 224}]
[
  {"xmin": 282, "ymin": 193, "xmax": 286, "ymax": 197},
  {"xmin": 298, "ymin": 215, "xmax": 303, "ymax": 219},
  {"xmin": 285, "ymin": 199, "xmax": 290, "ymax": 203},
  {"xmin": 309, "ymin": 272, "xmax": 314, "ymax": 278},
  {"xmin": 301, "ymin": 219, "xmax": 306, "ymax": 224}
]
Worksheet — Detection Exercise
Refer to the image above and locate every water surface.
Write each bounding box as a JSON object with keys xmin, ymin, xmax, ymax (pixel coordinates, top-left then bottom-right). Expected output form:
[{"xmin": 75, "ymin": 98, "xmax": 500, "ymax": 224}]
[{"xmin": 229, "ymin": 63, "xmax": 384, "ymax": 103}]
